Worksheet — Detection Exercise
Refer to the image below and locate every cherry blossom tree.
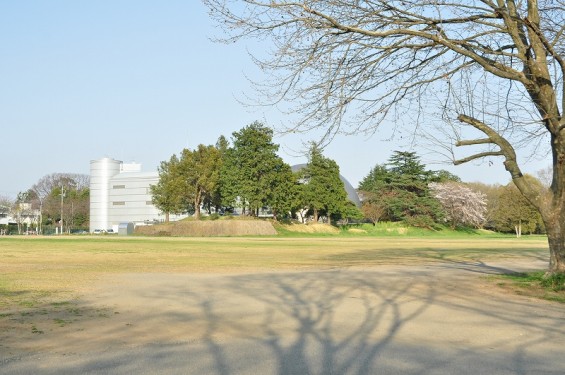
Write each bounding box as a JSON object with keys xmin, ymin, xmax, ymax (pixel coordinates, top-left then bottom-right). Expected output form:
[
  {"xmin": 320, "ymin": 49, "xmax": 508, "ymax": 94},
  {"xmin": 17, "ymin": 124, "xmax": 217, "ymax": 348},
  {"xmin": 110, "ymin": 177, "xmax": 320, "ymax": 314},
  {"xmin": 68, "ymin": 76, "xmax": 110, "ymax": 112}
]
[{"xmin": 430, "ymin": 182, "xmax": 487, "ymax": 229}]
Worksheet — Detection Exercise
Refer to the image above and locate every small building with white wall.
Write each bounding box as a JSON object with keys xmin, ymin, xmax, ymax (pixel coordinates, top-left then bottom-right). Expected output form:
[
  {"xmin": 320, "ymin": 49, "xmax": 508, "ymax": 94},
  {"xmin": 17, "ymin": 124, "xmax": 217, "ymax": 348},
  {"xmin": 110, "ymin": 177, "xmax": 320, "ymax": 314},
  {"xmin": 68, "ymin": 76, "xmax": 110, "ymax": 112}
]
[{"xmin": 89, "ymin": 157, "xmax": 185, "ymax": 232}]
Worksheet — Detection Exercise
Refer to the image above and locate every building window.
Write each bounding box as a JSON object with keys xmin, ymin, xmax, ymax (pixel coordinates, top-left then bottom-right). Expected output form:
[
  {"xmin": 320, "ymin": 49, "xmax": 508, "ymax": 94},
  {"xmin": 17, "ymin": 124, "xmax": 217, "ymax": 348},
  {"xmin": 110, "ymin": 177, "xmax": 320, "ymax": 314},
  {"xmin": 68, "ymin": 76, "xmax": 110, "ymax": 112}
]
[
  {"xmin": 113, "ymin": 201, "xmax": 125, "ymax": 206},
  {"xmin": 113, "ymin": 185, "xmax": 126, "ymax": 189}
]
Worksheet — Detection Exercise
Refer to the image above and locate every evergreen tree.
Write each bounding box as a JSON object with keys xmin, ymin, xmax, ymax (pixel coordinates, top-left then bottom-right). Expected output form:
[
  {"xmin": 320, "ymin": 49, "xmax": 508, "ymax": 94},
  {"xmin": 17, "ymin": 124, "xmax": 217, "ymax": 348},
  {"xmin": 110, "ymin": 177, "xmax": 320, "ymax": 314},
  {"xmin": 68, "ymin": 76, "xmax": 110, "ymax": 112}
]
[
  {"xmin": 358, "ymin": 164, "xmax": 390, "ymax": 193},
  {"xmin": 266, "ymin": 159, "xmax": 299, "ymax": 220},
  {"xmin": 221, "ymin": 122, "xmax": 295, "ymax": 216},
  {"xmin": 301, "ymin": 143, "xmax": 348, "ymax": 224},
  {"xmin": 202, "ymin": 136, "xmax": 229, "ymax": 214},
  {"xmin": 151, "ymin": 155, "xmax": 185, "ymax": 222},
  {"xmin": 359, "ymin": 151, "xmax": 444, "ymax": 228}
]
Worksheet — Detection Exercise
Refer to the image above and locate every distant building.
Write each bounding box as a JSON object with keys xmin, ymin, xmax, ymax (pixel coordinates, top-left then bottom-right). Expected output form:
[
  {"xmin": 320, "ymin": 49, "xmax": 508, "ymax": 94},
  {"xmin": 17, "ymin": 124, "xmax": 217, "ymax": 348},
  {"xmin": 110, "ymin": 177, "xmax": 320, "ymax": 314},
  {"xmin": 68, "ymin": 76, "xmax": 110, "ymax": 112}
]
[
  {"xmin": 0, "ymin": 202, "xmax": 40, "ymax": 233},
  {"xmin": 0, "ymin": 204, "xmax": 13, "ymax": 226},
  {"xmin": 89, "ymin": 158, "xmax": 186, "ymax": 232},
  {"xmin": 89, "ymin": 158, "xmax": 361, "ymax": 232}
]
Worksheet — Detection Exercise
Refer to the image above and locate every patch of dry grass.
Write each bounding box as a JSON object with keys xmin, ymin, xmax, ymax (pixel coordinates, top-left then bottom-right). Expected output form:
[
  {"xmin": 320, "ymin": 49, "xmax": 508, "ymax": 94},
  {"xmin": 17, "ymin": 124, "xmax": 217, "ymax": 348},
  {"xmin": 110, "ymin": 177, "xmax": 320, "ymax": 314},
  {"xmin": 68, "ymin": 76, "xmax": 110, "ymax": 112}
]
[
  {"xmin": 278, "ymin": 223, "xmax": 339, "ymax": 233},
  {"xmin": 347, "ymin": 228, "xmax": 367, "ymax": 234},
  {"xmin": 0, "ymin": 236, "xmax": 549, "ymax": 310},
  {"xmin": 0, "ymin": 235, "xmax": 554, "ymax": 346},
  {"xmin": 135, "ymin": 220, "xmax": 277, "ymax": 236}
]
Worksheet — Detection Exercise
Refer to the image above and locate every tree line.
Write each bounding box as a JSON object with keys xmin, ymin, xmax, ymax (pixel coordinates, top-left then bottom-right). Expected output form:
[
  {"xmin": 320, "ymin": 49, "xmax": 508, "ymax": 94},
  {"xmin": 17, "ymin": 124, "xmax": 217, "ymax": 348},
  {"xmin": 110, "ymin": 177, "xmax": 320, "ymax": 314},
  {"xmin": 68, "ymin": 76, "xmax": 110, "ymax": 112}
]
[
  {"xmin": 151, "ymin": 121, "xmax": 357, "ymax": 224},
  {"xmin": 0, "ymin": 124, "xmax": 544, "ymax": 236},
  {"xmin": 0, "ymin": 173, "xmax": 90, "ymax": 234},
  {"xmin": 152, "ymin": 121, "xmax": 544, "ymax": 236},
  {"xmin": 359, "ymin": 151, "xmax": 544, "ymax": 236},
  {"xmin": 202, "ymin": 0, "xmax": 564, "ymax": 282}
]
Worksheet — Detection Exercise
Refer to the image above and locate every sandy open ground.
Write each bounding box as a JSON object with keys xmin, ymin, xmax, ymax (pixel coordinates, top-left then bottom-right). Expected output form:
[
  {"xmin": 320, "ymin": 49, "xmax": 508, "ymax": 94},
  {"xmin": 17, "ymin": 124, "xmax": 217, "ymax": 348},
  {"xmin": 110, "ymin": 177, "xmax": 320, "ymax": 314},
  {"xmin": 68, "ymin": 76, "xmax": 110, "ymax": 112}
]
[{"xmin": 2, "ymin": 254, "xmax": 564, "ymax": 374}]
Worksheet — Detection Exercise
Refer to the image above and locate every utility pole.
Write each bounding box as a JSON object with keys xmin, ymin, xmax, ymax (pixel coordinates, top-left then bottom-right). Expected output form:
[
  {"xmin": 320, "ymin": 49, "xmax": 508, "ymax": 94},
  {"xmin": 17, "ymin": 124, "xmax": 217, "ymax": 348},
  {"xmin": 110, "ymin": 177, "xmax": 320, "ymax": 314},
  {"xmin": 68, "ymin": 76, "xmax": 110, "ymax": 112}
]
[
  {"xmin": 60, "ymin": 185, "xmax": 65, "ymax": 235},
  {"xmin": 38, "ymin": 198, "xmax": 42, "ymax": 235}
]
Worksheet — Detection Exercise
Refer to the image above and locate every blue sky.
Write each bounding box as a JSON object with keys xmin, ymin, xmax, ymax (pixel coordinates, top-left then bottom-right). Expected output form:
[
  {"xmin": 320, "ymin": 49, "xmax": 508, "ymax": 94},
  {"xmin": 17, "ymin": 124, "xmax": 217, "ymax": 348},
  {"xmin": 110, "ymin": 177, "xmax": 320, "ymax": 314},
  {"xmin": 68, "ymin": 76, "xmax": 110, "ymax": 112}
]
[{"xmin": 0, "ymin": 1, "xmax": 550, "ymax": 198}]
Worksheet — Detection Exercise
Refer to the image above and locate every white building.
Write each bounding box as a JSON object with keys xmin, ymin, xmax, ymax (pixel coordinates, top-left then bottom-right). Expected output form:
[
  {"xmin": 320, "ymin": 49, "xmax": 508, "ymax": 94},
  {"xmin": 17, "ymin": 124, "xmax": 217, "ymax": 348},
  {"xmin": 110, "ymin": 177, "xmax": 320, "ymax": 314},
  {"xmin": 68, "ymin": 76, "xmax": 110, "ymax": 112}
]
[
  {"xmin": 0, "ymin": 202, "xmax": 40, "ymax": 234},
  {"xmin": 89, "ymin": 157, "xmax": 185, "ymax": 232}
]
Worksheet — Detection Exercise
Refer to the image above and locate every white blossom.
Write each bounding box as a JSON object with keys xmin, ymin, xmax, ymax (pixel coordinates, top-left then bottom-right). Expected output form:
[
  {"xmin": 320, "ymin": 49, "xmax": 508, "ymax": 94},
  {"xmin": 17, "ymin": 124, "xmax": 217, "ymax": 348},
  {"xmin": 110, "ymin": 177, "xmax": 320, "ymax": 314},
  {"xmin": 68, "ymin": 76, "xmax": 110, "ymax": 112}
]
[{"xmin": 429, "ymin": 182, "xmax": 487, "ymax": 229}]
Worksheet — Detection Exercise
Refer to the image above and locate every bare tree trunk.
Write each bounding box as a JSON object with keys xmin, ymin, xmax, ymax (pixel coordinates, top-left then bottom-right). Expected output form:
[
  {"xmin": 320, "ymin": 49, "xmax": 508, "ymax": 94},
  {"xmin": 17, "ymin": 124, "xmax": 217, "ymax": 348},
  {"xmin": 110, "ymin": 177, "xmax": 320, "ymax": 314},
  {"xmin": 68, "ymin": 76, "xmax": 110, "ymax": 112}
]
[
  {"xmin": 165, "ymin": 212, "xmax": 170, "ymax": 223},
  {"xmin": 543, "ymin": 197, "xmax": 565, "ymax": 274},
  {"xmin": 194, "ymin": 190, "xmax": 202, "ymax": 220},
  {"xmin": 194, "ymin": 200, "xmax": 201, "ymax": 220},
  {"xmin": 514, "ymin": 220, "xmax": 522, "ymax": 238},
  {"xmin": 313, "ymin": 208, "xmax": 318, "ymax": 223},
  {"xmin": 538, "ymin": 139, "xmax": 565, "ymax": 274}
]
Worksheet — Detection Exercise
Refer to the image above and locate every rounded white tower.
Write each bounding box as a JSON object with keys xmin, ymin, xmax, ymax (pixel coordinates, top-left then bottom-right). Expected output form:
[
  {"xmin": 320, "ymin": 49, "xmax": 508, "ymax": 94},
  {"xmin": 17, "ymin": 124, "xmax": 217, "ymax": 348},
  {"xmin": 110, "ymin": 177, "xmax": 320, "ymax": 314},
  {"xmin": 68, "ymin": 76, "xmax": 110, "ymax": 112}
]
[{"xmin": 90, "ymin": 158, "xmax": 122, "ymax": 232}]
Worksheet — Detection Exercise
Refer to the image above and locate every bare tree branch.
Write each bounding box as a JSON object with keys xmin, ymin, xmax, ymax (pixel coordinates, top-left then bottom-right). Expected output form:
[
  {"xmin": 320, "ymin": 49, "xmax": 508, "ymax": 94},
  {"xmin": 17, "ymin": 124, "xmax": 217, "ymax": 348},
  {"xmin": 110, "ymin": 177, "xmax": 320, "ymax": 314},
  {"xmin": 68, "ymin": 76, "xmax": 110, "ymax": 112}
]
[
  {"xmin": 203, "ymin": 0, "xmax": 565, "ymax": 272},
  {"xmin": 455, "ymin": 138, "xmax": 495, "ymax": 146}
]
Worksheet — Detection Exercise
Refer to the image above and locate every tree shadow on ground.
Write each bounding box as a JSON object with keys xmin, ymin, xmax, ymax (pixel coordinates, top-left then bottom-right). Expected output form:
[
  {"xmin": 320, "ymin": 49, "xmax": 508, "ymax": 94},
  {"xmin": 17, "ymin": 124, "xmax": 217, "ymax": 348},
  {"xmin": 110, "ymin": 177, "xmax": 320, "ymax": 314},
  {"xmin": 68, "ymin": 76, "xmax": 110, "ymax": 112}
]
[{"xmin": 2, "ymin": 263, "xmax": 564, "ymax": 374}]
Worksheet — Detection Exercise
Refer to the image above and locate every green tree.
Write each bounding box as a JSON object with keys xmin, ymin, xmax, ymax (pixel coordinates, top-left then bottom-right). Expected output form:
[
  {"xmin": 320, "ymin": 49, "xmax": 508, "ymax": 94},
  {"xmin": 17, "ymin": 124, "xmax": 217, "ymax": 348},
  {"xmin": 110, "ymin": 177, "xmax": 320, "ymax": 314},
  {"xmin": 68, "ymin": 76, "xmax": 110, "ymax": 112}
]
[
  {"xmin": 492, "ymin": 176, "xmax": 545, "ymax": 237},
  {"xmin": 300, "ymin": 144, "xmax": 348, "ymax": 224},
  {"xmin": 202, "ymin": 136, "xmax": 229, "ymax": 214},
  {"xmin": 177, "ymin": 145, "xmax": 222, "ymax": 220},
  {"xmin": 359, "ymin": 151, "xmax": 443, "ymax": 228},
  {"xmin": 433, "ymin": 170, "xmax": 462, "ymax": 183},
  {"xmin": 151, "ymin": 155, "xmax": 185, "ymax": 222},
  {"xmin": 221, "ymin": 122, "xmax": 294, "ymax": 216},
  {"xmin": 266, "ymin": 160, "xmax": 299, "ymax": 220},
  {"xmin": 358, "ymin": 164, "xmax": 390, "ymax": 193},
  {"xmin": 340, "ymin": 201, "xmax": 364, "ymax": 224}
]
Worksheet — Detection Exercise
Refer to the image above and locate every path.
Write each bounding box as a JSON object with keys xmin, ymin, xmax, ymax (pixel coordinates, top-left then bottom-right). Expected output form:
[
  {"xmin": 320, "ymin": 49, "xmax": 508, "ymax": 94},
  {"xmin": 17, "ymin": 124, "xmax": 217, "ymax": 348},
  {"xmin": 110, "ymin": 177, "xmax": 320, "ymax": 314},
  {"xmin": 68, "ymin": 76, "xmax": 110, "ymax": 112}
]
[{"xmin": 2, "ymin": 258, "xmax": 564, "ymax": 374}]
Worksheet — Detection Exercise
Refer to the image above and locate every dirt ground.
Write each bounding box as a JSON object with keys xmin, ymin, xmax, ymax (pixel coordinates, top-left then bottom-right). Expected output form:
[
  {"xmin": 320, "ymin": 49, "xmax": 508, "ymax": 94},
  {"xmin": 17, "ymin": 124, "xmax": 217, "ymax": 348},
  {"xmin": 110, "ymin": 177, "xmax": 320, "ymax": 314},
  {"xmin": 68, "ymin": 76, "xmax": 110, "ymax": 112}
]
[{"xmin": 1, "ymin": 257, "xmax": 565, "ymax": 374}]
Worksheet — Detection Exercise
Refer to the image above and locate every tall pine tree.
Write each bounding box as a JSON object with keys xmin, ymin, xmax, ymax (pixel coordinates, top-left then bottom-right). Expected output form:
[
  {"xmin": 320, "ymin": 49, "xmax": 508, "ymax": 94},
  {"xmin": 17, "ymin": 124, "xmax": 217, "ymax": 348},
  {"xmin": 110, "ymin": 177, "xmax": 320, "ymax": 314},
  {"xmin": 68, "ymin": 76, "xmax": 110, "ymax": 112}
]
[
  {"xmin": 359, "ymin": 151, "xmax": 444, "ymax": 228},
  {"xmin": 301, "ymin": 143, "xmax": 348, "ymax": 224},
  {"xmin": 221, "ymin": 122, "xmax": 296, "ymax": 216}
]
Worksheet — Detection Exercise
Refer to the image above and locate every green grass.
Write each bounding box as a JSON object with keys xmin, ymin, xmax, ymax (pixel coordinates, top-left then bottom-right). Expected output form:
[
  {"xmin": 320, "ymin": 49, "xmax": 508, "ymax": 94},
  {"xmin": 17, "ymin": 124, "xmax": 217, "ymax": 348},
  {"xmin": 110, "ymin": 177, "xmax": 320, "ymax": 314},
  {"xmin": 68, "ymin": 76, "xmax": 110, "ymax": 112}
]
[
  {"xmin": 31, "ymin": 325, "xmax": 44, "ymax": 334},
  {"xmin": 495, "ymin": 271, "xmax": 565, "ymax": 303},
  {"xmin": 275, "ymin": 221, "xmax": 535, "ymax": 239},
  {"xmin": 53, "ymin": 318, "xmax": 70, "ymax": 327}
]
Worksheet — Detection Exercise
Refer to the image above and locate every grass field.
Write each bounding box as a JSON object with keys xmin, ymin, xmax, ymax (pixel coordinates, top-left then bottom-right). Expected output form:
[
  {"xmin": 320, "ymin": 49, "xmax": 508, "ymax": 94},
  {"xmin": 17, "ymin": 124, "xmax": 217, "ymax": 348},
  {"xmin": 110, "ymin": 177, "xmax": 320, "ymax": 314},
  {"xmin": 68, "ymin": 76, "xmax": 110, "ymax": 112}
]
[{"xmin": 0, "ymin": 235, "xmax": 550, "ymax": 312}]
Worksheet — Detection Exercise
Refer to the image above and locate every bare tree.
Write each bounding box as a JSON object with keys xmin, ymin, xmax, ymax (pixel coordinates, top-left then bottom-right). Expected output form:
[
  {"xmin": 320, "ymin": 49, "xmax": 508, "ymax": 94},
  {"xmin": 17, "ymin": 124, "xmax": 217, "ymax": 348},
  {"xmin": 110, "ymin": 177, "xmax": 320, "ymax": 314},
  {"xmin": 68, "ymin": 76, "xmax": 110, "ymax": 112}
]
[
  {"xmin": 537, "ymin": 165, "xmax": 553, "ymax": 188},
  {"xmin": 30, "ymin": 173, "xmax": 90, "ymax": 232},
  {"xmin": 204, "ymin": 0, "xmax": 565, "ymax": 274},
  {"xmin": 361, "ymin": 200, "xmax": 387, "ymax": 226}
]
